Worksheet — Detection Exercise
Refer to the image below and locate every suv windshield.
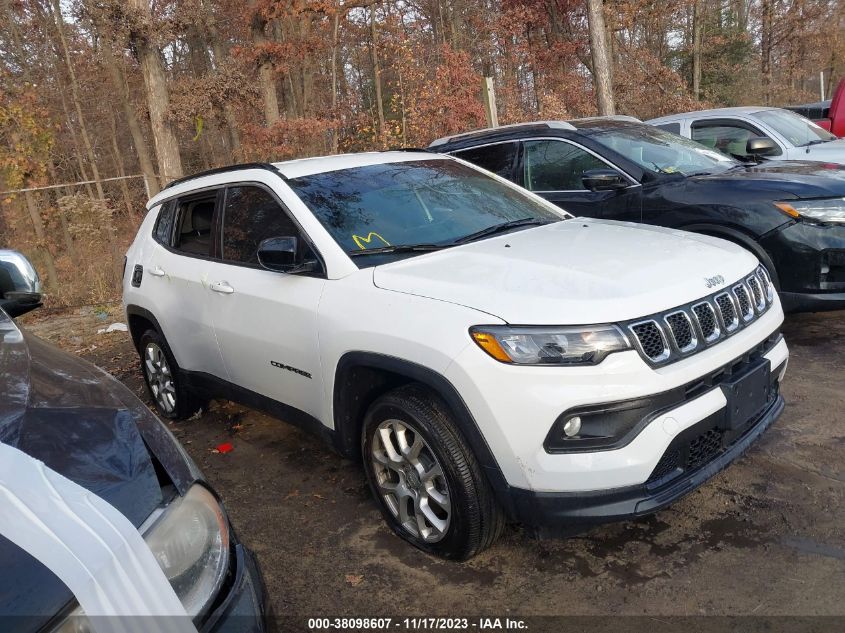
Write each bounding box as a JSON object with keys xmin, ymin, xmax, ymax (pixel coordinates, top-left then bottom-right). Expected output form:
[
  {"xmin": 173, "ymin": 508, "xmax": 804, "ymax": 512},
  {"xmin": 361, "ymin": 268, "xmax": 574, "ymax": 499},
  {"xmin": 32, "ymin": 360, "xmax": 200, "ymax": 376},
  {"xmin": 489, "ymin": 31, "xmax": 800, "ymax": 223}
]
[
  {"xmin": 591, "ymin": 125, "xmax": 738, "ymax": 176},
  {"xmin": 287, "ymin": 159, "xmax": 564, "ymax": 260},
  {"xmin": 754, "ymin": 108, "xmax": 836, "ymax": 147}
]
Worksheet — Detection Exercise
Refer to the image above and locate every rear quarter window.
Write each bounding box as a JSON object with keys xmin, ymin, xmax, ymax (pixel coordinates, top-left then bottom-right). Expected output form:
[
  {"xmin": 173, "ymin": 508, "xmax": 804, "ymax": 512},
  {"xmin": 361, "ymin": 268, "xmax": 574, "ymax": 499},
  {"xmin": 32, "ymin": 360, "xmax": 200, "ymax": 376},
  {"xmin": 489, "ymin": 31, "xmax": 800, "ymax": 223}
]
[{"xmin": 153, "ymin": 201, "xmax": 176, "ymax": 245}]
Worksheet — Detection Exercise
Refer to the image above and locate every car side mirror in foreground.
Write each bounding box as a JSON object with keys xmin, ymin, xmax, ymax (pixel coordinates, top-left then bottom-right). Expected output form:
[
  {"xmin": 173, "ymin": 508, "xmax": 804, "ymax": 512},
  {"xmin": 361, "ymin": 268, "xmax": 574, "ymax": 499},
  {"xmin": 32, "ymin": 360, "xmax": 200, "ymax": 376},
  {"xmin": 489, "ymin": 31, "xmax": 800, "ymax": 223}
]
[
  {"xmin": 0, "ymin": 250, "xmax": 43, "ymax": 318},
  {"xmin": 746, "ymin": 136, "xmax": 780, "ymax": 158},
  {"xmin": 582, "ymin": 169, "xmax": 629, "ymax": 192},
  {"xmin": 257, "ymin": 236, "xmax": 319, "ymax": 274}
]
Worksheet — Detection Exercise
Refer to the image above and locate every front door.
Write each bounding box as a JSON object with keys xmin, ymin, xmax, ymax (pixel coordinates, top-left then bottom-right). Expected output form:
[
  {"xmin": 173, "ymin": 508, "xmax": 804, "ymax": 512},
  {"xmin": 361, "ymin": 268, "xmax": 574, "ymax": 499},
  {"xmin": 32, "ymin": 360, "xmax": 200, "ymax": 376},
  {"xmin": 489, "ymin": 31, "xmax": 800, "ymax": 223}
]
[
  {"xmin": 519, "ymin": 138, "xmax": 642, "ymax": 221},
  {"xmin": 207, "ymin": 184, "xmax": 326, "ymax": 422}
]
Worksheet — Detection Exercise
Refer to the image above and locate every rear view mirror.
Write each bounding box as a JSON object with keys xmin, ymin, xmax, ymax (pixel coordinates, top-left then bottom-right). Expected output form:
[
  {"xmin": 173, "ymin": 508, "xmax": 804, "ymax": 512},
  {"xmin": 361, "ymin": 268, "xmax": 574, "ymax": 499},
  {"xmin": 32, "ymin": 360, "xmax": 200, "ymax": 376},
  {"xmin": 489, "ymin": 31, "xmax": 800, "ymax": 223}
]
[
  {"xmin": 0, "ymin": 250, "xmax": 43, "ymax": 318},
  {"xmin": 746, "ymin": 136, "xmax": 780, "ymax": 158},
  {"xmin": 582, "ymin": 169, "xmax": 629, "ymax": 192}
]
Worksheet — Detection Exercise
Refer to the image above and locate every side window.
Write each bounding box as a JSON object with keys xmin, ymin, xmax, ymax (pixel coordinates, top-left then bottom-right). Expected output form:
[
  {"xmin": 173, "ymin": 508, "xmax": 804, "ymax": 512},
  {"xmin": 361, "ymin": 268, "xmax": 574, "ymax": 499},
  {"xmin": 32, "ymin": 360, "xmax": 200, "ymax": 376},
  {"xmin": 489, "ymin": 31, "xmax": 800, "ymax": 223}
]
[
  {"xmin": 153, "ymin": 201, "xmax": 176, "ymax": 245},
  {"xmin": 654, "ymin": 122, "xmax": 681, "ymax": 134},
  {"xmin": 691, "ymin": 122, "xmax": 781, "ymax": 159},
  {"xmin": 222, "ymin": 186, "xmax": 302, "ymax": 265},
  {"xmin": 452, "ymin": 142, "xmax": 518, "ymax": 179},
  {"xmin": 523, "ymin": 140, "xmax": 609, "ymax": 191},
  {"xmin": 173, "ymin": 195, "xmax": 218, "ymax": 257}
]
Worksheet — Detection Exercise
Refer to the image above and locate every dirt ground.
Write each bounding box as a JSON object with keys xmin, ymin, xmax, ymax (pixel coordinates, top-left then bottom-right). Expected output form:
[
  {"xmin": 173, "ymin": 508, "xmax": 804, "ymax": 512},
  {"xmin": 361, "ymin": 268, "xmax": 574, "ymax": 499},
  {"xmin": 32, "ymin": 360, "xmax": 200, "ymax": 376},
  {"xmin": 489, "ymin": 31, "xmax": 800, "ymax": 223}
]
[{"xmin": 20, "ymin": 304, "xmax": 845, "ymax": 619}]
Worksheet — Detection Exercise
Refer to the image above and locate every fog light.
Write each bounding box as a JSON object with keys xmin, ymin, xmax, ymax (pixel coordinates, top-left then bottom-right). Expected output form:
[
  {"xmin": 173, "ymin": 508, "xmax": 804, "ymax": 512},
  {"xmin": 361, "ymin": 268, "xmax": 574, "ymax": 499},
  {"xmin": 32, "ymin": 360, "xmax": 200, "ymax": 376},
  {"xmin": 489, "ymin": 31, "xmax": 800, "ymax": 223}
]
[{"xmin": 563, "ymin": 416, "xmax": 582, "ymax": 437}]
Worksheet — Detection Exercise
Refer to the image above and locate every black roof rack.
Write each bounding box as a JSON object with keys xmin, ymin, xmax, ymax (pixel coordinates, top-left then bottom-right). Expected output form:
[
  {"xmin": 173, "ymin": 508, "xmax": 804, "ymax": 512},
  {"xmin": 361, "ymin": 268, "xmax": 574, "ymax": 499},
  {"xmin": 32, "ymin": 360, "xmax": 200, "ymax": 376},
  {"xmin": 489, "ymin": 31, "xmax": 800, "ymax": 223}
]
[{"xmin": 163, "ymin": 162, "xmax": 282, "ymax": 190}]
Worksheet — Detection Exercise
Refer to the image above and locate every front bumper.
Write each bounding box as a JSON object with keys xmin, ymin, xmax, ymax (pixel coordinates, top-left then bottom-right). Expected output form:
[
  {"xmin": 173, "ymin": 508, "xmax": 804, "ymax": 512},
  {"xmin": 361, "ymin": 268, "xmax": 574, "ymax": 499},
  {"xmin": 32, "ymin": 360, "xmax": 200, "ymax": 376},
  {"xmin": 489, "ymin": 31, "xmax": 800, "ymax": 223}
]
[
  {"xmin": 508, "ymin": 390, "xmax": 784, "ymax": 533},
  {"xmin": 203, "ymin": 544, "xmax": 269, "ymax": 633},
  {"xmin": 762, "ymin": 220, "xmax": 845, "ymax": 312}
]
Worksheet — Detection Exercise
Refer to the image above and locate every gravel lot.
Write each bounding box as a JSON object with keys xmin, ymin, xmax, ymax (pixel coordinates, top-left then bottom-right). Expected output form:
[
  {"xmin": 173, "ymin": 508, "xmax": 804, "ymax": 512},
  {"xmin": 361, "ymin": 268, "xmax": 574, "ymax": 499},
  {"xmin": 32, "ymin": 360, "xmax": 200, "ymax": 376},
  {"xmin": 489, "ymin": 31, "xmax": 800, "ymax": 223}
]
[{"xmin": 21, "ymin": 306, "xmax": 845, "ymax": 621}]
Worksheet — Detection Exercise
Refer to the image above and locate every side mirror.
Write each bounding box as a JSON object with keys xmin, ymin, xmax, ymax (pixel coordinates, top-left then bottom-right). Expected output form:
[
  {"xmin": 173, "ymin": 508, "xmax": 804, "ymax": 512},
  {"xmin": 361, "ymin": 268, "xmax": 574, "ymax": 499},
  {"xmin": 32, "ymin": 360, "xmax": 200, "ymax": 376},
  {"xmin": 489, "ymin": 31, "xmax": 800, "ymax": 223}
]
[
  {"xmin": 257, "ymin": 236, "xmax": 319, "ymax": 274},
  {"xmin": 0, "ymin": 250, "xmax": 43, "ymax": 318},
  {"xmin": 582, "ymin": 169, "xmax": 629, "ymax": 192},
  {"xmin": 746, "ymin": 136, "xmax": 780, "ymax": 158}
]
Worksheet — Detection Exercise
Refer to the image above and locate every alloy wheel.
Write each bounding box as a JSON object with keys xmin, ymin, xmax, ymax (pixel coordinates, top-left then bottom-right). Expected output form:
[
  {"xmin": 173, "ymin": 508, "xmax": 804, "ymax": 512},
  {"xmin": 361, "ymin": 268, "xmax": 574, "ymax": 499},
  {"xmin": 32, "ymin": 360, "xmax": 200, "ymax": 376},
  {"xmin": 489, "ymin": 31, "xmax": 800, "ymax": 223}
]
[
  {"xmin": 144, "ymin": 342, "xmax": 176, "ymax": 414},
  {"xmin": 370, "ymin": 419, "xmax": 451, "ymax": 543}
]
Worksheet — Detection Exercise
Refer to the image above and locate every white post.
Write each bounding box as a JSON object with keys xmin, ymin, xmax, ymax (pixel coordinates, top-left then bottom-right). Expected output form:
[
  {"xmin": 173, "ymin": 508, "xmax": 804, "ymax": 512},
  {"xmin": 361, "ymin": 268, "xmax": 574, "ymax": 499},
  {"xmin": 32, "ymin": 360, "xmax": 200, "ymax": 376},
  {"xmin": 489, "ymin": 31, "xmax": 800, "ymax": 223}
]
[{"xmin": 820, "ymin": 71, "xmax": 826, "ymax": 101}]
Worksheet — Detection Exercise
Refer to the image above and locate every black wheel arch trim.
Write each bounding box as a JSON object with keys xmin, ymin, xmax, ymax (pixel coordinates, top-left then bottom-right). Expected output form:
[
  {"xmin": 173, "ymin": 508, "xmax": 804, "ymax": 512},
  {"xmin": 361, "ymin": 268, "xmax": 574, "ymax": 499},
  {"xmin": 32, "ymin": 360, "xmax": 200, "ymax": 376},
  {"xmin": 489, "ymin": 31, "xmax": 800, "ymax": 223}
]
[
  {"xmin": 125, "ymin": 304, "xmax": 167, "ymax": 350},
  {"xmin": 333, "ymin": 351, "xmax": 516, "ymax": 516},
  {"xmin": 680, "ymin": 223, "xmax": 781, "ymax": 289}
]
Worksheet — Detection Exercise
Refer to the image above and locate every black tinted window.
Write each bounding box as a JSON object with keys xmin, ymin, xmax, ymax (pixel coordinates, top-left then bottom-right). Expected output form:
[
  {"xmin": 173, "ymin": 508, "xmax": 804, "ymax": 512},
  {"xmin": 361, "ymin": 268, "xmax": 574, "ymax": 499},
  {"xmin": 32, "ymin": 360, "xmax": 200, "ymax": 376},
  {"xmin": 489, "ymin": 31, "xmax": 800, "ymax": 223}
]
[
  {"xmin": 523, "ymin": 140, "xmax": 607, "ymax": 191},
  {"xmin": 222, "ymin": 186, "xmax": 300, "ymax": 265},
  {"xmin": 654, "ymin": 122, "xmax": 681, "ymax": 134},
  {"xmin": 452, "ymin": 142, "xmax": 517, "ymax": 178},
  {"xmin": 174, "ymin": 196, "xmax": 217, "ymax": 256},
  {"xmin": 154, "ymin": 201, "xmax": 176, "ymax": 245}
]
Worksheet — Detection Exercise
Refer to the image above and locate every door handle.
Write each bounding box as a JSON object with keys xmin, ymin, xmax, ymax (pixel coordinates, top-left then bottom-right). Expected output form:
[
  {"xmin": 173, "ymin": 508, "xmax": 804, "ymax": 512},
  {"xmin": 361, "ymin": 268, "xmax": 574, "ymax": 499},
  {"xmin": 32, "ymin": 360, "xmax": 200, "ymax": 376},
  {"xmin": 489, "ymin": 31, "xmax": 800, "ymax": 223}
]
[
  {"xmin": 149, "ymin": 266, "xmax": 165, "ymax": 277},
  {"xmin": 210, "ymin": 281, "xmax": 235, "ymax": 294}
]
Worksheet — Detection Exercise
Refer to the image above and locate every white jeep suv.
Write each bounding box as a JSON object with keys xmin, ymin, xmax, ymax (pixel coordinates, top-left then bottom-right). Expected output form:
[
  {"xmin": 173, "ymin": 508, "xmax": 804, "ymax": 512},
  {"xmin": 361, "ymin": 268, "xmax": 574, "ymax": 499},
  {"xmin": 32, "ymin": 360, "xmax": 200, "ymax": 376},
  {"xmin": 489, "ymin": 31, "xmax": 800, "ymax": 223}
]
[{"xmin": 123, "ymin": 151, "xmax": 788, "ymax": 560}]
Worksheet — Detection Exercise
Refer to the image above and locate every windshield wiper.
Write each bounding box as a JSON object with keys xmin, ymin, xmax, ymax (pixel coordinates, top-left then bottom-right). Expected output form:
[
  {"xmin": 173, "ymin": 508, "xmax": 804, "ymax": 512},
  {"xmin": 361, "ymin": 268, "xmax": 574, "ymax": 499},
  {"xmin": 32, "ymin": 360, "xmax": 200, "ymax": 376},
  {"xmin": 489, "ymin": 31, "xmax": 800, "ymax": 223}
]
[
  {"xmin": 451, "ymin": 218, "xmax": 553, "ymax": 245},
  {"xmin": 348, "ymin": 244, "xmax": 446, "ymax": 257},
  {"xmin": 804, "ymin": 138, "xmax": 831, "ymax": 150}
]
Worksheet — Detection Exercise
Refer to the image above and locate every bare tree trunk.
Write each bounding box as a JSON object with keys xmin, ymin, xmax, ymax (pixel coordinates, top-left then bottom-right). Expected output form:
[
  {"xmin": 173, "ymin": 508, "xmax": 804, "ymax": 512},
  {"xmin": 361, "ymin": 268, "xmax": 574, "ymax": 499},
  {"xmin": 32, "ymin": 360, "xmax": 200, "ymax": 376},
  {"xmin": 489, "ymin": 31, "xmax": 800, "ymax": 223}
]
[
  {"xmin": 250, "ymin": 1, "xmax": 281, "ymax": 125},
  {"xmin": 370, "ymin": 3, "xmax": 386, "ymax": 140},
  {"xmin": 331, "ymin": 12, "xmax": 340, "ymax": 153},
  {"xmin": 586, "ymin": 0, "xmax": 615, "ymax": 115},
  {"xmin": 46, "ymin": 160, "xmax": 78, "ymax": 262},
  {"xmin": 129, "ymin": 0, "xmax": 184, "ymax": 184},
  {"xmin": 102, "ymin": 48, "xmax": 161, "ymax": 197},
  {"xmin": 206, "ymin": 25, "xmax": 242, "ymax": 156},
  {"xmin": 24, "ymin": 191, "xmax": 58, "ymax": 288},
  {"xmin": 761, "ymin": 0, "xmax": 773, "ymax": 105},
  {"xmin": 692, "ymin": 0, "xmax": 703, "ymax": 100},
  {"xmin": 108, "ymin": 112, "xmax": 134, "ymax": 216},
  {"xmin": 49, "ymin": 0, "xmax": 106, "ymax": 201}
]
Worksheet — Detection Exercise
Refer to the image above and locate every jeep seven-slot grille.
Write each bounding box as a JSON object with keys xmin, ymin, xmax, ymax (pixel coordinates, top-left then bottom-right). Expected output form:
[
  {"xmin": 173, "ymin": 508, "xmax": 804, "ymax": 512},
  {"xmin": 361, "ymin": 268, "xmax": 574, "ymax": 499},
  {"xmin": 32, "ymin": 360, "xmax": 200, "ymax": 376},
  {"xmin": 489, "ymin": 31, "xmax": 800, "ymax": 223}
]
[
  {"xmin": 626, "ymin": 265, "xmax": 774, "ymax": 366},
  {"xmin": 715, "ymin": 293, "xmax": 738, "ymax": 330},
  {"xmin": 733, "ymin": 285, "xmax": 753, "ymax": 321},
  {"xmin": 665, "ymin": 312, "xmax": 695, "ymax": 351},
  {"xmin": 630, "ymin": 321, "xmax": 668, "ymax": 361},
  {"xmin": 692, "ymin": 302, "xmax": 718, "ymax": 341}
]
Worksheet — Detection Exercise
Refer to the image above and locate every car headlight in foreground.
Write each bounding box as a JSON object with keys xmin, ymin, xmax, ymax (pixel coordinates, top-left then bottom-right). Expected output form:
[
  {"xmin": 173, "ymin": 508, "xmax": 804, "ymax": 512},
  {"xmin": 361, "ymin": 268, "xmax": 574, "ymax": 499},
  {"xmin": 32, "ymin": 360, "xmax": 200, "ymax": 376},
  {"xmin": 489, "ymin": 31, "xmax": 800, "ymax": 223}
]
[
  {"xmin": 53, "ymin": 484, "xmax": 230, "ymax": 632},
  {"xmin": 775, "ymin": 198, "xmax": 845, "ymax": 224},
  {"xmin": 470, "ymin": 324, "xmax": 631, "ymax": 365}
]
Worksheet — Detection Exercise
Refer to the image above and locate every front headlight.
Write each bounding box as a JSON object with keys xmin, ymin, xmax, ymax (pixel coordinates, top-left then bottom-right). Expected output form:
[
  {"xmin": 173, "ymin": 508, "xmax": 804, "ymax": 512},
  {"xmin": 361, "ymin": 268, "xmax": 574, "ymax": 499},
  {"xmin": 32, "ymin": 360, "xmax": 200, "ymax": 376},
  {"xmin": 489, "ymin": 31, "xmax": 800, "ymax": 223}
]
[
  {"xmin": 53, "ymin": 485, "xmax": 230, "ymax": 632},
  {"xmin": 470, "ymin": 324, "xmax": 631, "ymax": 365},
  {"xmin": 775, "ymin": 198, "xmax": 845, "ymax": 224}
]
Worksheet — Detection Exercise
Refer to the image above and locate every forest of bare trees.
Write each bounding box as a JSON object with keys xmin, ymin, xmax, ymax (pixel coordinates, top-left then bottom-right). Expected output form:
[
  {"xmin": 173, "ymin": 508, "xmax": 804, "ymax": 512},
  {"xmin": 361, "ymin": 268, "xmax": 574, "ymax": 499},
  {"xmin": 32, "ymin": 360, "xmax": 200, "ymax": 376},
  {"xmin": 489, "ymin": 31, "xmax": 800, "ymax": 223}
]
[{"xmin": 1, "ymin": 0, "xmax": 843, "ymax": 306}]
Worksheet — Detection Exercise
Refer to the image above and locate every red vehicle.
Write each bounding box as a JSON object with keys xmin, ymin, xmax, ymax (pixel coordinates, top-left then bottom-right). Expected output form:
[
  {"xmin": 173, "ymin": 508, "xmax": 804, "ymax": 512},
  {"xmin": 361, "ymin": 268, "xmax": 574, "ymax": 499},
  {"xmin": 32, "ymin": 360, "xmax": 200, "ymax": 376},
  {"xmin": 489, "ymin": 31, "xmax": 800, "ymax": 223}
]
[{"xmin": 787, "ymin": 78, "xmax": 845, "ymax": 137}]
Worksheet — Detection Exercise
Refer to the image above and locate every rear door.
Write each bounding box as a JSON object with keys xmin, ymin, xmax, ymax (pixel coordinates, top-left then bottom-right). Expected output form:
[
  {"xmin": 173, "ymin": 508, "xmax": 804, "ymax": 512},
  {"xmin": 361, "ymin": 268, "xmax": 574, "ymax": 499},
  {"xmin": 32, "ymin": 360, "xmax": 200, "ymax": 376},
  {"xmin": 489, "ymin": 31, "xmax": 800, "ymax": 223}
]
[
  {"xmin": 146, "ymin": 190, "xmax": 230, "ymax": 380},
  {"xmin": 518, "ymin": 138, "xmax": 642, "ymax": 221},
  {"xmin": 206, "ymin": 183, "xmax": 326, "ymax": 421}
]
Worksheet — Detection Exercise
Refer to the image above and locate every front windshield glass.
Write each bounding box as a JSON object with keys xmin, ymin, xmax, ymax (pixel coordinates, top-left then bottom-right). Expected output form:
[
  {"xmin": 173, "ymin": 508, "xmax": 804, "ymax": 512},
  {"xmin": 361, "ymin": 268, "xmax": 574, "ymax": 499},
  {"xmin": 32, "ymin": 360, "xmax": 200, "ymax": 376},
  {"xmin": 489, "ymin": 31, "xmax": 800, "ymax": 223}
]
[
  {"xmin": 755, "ymin": 109, "xmax": 836, "ymax": 147},
  {"xmin": 591, "ymin": 125, "xmax": 738, "ymax": 176},
  {"xmin": 287, "ymin": 159, "xmax": 565, "ymax": 259}
]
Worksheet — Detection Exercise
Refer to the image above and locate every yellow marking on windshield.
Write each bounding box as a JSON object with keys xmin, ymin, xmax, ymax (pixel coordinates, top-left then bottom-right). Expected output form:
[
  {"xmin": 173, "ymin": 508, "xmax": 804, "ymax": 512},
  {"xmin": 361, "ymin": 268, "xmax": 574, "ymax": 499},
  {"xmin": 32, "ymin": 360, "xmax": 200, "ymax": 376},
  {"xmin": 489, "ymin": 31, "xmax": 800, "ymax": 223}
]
[{"xmin": 353, "ymin": 232, "xmax": 391, "ymax": 250}]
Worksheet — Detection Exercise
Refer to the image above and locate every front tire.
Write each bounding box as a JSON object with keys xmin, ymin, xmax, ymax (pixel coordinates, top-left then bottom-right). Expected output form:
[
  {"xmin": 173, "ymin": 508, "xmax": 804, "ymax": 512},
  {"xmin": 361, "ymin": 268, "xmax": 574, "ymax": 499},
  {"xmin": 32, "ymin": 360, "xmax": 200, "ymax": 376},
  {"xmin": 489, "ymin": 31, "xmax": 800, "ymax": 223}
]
[
  {"xmin": 361, "ymin": 384, "xmax": 504, "ymax": 560},
  {"xmin": 138, "ymin": 329, "xmax": 205, "ymax": 420}
]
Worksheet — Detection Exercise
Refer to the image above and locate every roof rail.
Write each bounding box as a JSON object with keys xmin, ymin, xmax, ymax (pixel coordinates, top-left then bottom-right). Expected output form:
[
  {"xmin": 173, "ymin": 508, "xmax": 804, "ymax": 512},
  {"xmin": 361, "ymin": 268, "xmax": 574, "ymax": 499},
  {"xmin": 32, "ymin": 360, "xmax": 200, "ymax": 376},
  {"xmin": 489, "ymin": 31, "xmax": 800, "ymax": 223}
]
[
  {"xmin": 163, "ymin": 162, "xmax": 282, "ymax": 190},
  {"xmin": 428, "ymin": 121, "xmax": 576, "ymax": 148},
  {"xmin": 570, "ymin": 115, "xmax": 642, "ymax": 124}
]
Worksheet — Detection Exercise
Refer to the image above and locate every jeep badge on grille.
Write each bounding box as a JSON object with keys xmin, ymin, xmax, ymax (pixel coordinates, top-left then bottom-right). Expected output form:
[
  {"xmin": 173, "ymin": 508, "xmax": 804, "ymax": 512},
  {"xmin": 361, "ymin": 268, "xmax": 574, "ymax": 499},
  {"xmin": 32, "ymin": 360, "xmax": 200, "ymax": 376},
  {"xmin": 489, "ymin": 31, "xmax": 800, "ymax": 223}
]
[{"xmin": 704, "ymin": 274, "xmax": 725, "ymax": 288}]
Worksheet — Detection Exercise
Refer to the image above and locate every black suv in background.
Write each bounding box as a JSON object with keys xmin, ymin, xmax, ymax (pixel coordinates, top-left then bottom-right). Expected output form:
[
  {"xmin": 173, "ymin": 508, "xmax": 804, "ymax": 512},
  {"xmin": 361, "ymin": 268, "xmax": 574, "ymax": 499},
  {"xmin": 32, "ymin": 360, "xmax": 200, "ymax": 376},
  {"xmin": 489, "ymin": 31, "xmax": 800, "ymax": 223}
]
[{"xmin": 430, "ymin": 118, "xmax": 845, "ymax": 312}]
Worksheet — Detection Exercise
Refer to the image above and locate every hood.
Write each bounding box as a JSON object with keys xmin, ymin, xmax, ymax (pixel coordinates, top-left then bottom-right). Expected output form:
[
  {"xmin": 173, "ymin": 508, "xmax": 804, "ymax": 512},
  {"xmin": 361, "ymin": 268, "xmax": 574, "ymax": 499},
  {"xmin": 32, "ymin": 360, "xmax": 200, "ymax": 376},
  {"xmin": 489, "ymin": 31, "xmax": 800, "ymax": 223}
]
[
  {"xmin": 692, "ymin": 160, "xmax": 845, "ymax": 199},
  {"xmin": 373, "ymin": 219, "xmax": 757, "ymax": 324},
  {"xmin": 0, "ymin": 312, "xmax": 200, "ymax": 630},
  {"xmin": 799, "ymin": 138, "xmax": 845, "ymax": 162}
]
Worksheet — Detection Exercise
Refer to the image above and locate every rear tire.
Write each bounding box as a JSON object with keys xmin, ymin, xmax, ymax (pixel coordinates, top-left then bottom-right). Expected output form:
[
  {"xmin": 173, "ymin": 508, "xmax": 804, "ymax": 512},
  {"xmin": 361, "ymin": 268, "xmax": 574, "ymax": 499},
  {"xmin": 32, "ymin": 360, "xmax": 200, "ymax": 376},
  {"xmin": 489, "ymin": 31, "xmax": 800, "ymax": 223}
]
[
  {"xmin": 361, "ymin": 384, "xmax": 504, "ymax": 560},
  {"xmin": 138, "ymin": 329, "xmax": 205, "ymax": 420}
]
